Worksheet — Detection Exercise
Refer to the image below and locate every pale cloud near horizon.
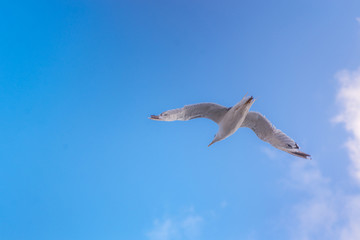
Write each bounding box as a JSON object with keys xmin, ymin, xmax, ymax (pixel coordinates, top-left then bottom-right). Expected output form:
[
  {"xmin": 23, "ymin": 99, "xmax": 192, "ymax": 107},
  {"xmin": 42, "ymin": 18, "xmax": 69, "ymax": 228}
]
[{"xmin": 147, "ymin": 213, "xmax": 203, "ymax": 240}]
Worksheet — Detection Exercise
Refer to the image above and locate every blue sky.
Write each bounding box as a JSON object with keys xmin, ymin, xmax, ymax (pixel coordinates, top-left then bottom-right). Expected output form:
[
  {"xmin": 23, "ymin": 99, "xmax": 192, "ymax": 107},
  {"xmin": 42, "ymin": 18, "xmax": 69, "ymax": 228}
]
[{"xmin": 1, "ymin": 0, "xmax": 360, "ymax": 240}]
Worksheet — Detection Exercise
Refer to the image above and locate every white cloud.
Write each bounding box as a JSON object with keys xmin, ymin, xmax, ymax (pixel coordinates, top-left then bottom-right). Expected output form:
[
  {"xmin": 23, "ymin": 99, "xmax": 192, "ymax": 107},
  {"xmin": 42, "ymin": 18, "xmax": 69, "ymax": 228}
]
[
  {"xmin": 181, "ymin": 215, "xmax": 203, "ymax": 239},
  {"xmin": 334, "ymin": 67, "xmax": 360, "ymax": 239},
  {"xmin": 147, "ymin": 219, "xmax": 177, "ymax": 240},
  {"xmin": 334, "ymin": 67, "xmax": 360, "ymax": 182},
  {"xmin": 356, "ymin": 17, "xmax": 360, "ymax": 24},
  {"xmin": 287, "ymin": 161, "xmax": 338, "ymax": 240},
  {"xmin": 287, "ymin": 161, "xmax": 360, "ymax": 240},
  {"xmin": 286, "ymin": 67, "xmax": 360, "ymax": 240},
  {"xmin": 147, "ymin": 213, "xmax": 203, "ymax": 240},
  {"xmin": 339, "ymin": 195, "xmax": 360, "ymax": 240}
]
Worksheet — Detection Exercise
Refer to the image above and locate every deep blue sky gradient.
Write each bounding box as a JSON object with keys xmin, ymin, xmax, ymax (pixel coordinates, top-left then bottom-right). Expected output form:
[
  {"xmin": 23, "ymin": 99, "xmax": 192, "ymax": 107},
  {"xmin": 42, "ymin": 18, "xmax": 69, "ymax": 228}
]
[{"xmin": 1, "ymin": 1, "xmax": 360, "ymax": 239}]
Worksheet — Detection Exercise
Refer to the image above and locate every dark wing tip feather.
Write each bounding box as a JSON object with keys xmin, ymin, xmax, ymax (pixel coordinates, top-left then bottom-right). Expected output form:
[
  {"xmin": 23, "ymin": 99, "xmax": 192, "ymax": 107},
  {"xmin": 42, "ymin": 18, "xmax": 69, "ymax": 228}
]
[{"xmin": 289, "ymin": 151, "xmax": 312, "ymax": 160}]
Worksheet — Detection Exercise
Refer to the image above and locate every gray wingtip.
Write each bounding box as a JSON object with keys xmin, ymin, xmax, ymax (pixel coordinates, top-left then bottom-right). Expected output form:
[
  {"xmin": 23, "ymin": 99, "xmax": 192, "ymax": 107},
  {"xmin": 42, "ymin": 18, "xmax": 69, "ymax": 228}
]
[{"xmin": 289, "ymin": 150, "xmax": 312, "ymax": 160}]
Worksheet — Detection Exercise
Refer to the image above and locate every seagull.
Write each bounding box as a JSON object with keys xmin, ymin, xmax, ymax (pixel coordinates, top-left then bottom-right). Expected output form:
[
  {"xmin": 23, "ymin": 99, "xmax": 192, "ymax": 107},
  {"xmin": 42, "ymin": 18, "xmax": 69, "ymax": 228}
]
[{"xmin": 149, "ymin": 95, "xmax": 311, "ymax": 159}]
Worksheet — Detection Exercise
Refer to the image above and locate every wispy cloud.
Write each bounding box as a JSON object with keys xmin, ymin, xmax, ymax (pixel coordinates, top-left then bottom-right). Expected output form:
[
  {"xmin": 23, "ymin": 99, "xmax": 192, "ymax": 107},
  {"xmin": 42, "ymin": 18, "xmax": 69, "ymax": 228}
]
[
  {"xmin": 147, "ymin": 219, "xmax": 176, "ymax": 240},
  {"xmin": 181, "ymin": 215, "xmax": 203, "ymax": 239},
  {"xmin": 339, "ymin": 195, "xmax": 360, "ymax": 240},
  {"xmin": 335, "ymin": 67, "xmax": 360, "ymax": 240},
  {"xmin": 287, "ymin": 67, "xmax": 360, "ymax": 240},
  {"xmin": 334, "ymin": 67, "xmax": 360, "ymax": 182},
  {"xmin": 286, "ymin": 161, "xmax": 360, "ymax": 240},
  {"xmin": 287, "ymin": 161, "xmax": 338, "ymax": 240},
  {"xmin": 147, "ymin": 212, "xmax": 203, "ymax": 240}
]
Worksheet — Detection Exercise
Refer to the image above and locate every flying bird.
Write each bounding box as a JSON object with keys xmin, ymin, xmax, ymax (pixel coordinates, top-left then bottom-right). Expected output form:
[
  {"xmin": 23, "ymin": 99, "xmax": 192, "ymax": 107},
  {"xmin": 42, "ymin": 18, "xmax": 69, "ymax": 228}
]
[{"xmin": 149, "ymin": 95, "xmax": 311, "ymax": 159}]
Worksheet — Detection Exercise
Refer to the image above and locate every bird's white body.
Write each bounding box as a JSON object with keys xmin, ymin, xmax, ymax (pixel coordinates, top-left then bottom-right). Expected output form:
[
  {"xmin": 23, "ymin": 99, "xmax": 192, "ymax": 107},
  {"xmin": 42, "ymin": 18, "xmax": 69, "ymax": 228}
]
[{"xmin": 211, "ymin": 96, "xmax": 255, "ymax": 145}]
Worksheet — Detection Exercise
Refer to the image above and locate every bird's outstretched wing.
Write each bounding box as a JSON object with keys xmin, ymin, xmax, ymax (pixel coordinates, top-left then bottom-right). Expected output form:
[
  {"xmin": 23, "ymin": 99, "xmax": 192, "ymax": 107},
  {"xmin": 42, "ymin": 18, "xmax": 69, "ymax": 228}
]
[
  {"xmin": 150, "ymin": 103, "xmax": 229, "ymax": 124},
  {"xmin": 241, "ymin": 111, "xmax": 311, "ymax": 159},
  {"xmin": 180, "ymin": 103, "xmax": 230, "ymax": 123}
]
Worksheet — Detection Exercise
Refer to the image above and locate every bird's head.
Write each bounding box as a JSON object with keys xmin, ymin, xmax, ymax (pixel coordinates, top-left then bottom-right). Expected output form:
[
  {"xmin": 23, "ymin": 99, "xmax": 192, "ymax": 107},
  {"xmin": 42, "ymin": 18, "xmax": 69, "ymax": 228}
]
[
  {"xmin": 240, "ymin": 96, "xmax": 255, "ymax": 108},
  {"xmin": 149, "ymin": 109, "xmax": 180, "ymax": 121},
  {"xmin": 208, "ymin": 133, "xmax": 224, "ymax": 147}
]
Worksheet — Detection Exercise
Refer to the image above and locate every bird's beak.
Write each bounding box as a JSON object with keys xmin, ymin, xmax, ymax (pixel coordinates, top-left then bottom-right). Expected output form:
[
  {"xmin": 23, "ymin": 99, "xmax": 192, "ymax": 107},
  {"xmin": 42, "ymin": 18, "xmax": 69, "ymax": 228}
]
[
  {"xmin": 208, "ymin": 140, "xmax": 215, "ymax": 147},
  {"xmin": 149, "ymin": 115, "xmax": 161, "ymax": 120},
  {"xmin": 246, "ymin": 96, "xmax": 254, "ymax": 105}
]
